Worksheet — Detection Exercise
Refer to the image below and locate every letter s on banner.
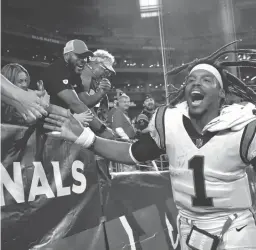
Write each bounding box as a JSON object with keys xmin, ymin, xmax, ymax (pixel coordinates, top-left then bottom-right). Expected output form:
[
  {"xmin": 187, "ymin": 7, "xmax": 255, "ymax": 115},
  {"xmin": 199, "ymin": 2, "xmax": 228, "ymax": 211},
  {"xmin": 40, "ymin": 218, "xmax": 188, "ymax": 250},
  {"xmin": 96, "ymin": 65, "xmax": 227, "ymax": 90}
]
[
  {"xmin": 72, "ymin": 160, "xmax": 87, "ymax": 194},
  {"xmin": 52, "ymin": 161, "xmax": 71, "ymax": 197}
]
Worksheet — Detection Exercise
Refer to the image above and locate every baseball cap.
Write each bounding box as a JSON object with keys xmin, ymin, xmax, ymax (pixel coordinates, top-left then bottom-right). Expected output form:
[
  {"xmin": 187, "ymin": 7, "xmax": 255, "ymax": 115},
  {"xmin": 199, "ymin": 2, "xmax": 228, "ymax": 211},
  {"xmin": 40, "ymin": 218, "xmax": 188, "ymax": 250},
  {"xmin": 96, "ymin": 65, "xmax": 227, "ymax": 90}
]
[
  {"xmin": 92, "ymin": 50, "xmax": 116, "ymax": 74},
  {"xmin": 63, "ymin": 40, "xmax": 93, "ymax": 58},
  {"xmin": 118, "ymin": 92, "xmax": 129, "ymax": 100},
  {"xmin": 102, "ymin": 57, "xmax": 116, "ymax": 74},
  {"xmin": 144, "ymin": 94, "xmax": 154, "ymax": 101}
]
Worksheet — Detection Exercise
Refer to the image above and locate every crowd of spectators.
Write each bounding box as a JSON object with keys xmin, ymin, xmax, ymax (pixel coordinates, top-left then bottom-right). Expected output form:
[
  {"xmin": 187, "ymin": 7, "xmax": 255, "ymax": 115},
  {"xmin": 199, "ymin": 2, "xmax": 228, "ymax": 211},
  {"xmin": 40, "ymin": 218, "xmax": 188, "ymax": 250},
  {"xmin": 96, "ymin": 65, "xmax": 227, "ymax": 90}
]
[
  {"xmin": 2, "ymin": 36, "xmax": 255, "ymax": 176},
  {"xmin": 1, "ymin": 40, "xmax": 128, "ymax": 135},
  {"xmin": 1, "ymin": 38, "xmax": 162, "ymax": 177},
  {"xmin": 1, "ymin": 44, "xmax": 164, "ymax": 69},
  {"xmin": 0, "ymin": 39, "xmax": 160, "ymax": 148}
]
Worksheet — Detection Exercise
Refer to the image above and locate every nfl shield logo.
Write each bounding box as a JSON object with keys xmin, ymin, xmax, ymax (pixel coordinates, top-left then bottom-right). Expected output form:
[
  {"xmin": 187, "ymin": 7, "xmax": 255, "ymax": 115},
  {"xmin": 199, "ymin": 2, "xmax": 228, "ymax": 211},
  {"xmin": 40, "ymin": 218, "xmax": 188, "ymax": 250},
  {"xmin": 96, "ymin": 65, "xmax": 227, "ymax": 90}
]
[
  {"xmin": 196, "ymin": 138, "xmax": 203, "ymax": 148},
  {"xmin": 63, "ymin": 79, "xmax": 68, "ymax": 84}
]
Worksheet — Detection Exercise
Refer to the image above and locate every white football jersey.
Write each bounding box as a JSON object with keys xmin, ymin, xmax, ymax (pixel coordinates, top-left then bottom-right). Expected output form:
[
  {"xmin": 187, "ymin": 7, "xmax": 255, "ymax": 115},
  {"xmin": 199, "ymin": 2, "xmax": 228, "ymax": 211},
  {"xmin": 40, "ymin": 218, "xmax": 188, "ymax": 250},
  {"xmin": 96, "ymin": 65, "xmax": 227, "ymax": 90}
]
[{"xmin": 149, "ymin": 107, "xmax": 255, "ymax": 218}]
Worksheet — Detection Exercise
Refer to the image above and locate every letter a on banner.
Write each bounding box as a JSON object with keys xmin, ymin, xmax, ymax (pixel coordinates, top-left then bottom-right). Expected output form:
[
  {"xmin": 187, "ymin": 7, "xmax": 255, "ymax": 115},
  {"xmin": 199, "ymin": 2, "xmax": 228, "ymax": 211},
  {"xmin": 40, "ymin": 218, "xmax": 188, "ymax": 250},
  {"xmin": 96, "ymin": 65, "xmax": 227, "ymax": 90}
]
[{"xmin": 28, "ymin": 162, "xmax": 55, "ymax": 202}]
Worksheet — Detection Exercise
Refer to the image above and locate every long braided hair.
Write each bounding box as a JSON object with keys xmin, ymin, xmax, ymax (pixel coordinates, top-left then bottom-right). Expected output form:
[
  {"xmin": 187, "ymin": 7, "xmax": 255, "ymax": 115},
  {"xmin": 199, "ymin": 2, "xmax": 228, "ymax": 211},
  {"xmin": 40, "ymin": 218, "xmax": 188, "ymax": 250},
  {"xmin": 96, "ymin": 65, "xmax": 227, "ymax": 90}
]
[{"xmin": 166, "ymin": 40, "xmax": 256, "ymax": 106}]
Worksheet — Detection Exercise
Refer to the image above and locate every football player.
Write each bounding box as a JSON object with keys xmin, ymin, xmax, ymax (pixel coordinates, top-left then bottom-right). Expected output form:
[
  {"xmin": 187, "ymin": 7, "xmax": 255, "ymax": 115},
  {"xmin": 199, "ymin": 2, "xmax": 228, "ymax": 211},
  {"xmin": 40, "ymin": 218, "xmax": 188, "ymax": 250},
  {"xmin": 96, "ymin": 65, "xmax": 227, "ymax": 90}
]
[{"xmin": 44, "ymin": 42, "xmax": 256, "ymax": 250}]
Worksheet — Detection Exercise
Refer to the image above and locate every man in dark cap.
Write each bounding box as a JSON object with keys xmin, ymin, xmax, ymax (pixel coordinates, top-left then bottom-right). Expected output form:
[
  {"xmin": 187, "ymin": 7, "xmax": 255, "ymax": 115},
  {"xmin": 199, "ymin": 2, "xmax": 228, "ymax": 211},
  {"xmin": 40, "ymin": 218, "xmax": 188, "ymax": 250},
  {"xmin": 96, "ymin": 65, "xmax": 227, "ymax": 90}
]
[
  {"xmin": 40, "ymin": 39, "xmax": 94, "ymax": 111},
  {"xmin": 40, "ymin": 39, "xmax": 113, "ymax": 136},
  {"xmin": 135, "ymin": 94, "xmax": 156, "ymax": 134}
]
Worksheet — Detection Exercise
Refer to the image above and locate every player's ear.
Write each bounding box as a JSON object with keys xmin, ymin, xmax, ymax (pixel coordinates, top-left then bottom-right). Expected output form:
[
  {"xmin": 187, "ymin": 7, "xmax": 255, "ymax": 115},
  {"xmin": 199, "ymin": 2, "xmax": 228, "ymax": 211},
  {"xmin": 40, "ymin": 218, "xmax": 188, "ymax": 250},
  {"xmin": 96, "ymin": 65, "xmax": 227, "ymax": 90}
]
[{"xmin": 219, "ymin": 88, "xmax": 225, "ymax": 99}]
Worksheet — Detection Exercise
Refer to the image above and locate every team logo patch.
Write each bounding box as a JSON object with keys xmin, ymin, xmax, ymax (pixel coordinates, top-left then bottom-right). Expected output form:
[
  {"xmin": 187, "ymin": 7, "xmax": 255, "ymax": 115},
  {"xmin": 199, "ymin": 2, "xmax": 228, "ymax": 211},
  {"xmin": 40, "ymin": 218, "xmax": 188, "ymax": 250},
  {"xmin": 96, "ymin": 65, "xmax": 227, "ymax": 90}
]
[{"xmin": 63, "ymin": 79, "xmax": 68, "ymax": 84}]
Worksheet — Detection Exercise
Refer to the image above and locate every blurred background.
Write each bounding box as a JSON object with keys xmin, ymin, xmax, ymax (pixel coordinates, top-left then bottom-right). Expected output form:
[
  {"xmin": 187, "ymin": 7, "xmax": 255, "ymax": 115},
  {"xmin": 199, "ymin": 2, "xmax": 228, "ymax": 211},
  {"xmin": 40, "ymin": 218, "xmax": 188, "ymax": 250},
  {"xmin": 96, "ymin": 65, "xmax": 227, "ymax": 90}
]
[{"xmin": 1, "ymin": 0, "xmax": 256, "ymax": 117}]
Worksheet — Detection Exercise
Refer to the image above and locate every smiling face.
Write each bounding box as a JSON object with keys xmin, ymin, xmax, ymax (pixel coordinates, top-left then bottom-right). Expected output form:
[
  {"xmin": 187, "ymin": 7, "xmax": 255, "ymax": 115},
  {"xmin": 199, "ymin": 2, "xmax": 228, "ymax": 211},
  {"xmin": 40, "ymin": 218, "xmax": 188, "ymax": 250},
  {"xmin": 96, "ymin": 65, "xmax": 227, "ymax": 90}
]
[
  {"xmin": 144, "ymin": 98, "xmax": 155, "ymax": 111},
  {"xmin": 15, "ymin": 71, "xmax": 29, "ymax": 90},
  {"xmin": 118, "ymin": 96, "xmax": 130, "ymax": 111},
  {"xmin": 1, "ymin": 64, "xmax": 30, "ymax": 91},
  {"xmin": 68, "ymin": 52, "xmax": 87, "ymax": 74},
  {"xmin": 89, "ymin": 62, "xmax": 112, "ymax": 80},
  {"xmin": 184, "ymin": 69, "xmax": 225, "ymax": 117}
]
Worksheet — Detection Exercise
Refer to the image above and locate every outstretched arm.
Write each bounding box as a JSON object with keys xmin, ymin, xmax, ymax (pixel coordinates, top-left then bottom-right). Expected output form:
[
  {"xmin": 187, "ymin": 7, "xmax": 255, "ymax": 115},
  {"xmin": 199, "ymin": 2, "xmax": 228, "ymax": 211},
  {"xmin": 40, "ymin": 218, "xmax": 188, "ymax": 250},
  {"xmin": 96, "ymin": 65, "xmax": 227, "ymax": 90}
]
[
  {"xmin": 93, "ymin": 138, "xmax": 133, "ymax": 164},
  {"xmin": 43, "ymin": 113, "xmax": 163, "ymax": 164},
  {"xmin": 93, "ymin": 133, "xmax": 163, "ymax": 164}
]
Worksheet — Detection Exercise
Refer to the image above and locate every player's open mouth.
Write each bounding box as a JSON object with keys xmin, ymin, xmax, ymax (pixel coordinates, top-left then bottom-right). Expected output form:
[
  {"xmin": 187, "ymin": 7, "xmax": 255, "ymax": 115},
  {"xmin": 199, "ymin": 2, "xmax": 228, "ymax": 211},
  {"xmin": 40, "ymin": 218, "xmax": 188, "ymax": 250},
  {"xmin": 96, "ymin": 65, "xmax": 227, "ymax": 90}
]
[{"xmin": 190, "ymin": 90, "xmax": 205, "ymax": 106}]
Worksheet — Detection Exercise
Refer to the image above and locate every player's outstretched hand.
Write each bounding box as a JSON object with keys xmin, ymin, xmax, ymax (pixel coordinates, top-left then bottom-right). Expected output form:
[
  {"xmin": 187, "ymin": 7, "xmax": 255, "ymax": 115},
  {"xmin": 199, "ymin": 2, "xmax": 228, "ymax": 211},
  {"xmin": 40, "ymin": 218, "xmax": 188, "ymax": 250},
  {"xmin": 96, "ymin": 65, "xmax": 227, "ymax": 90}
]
[
  {"xmin": 73, "ymin": 110, "xmax": 94, "ymax": 127},
  {"xmin": 43, "ymin": 110, "xmax": 84, "ymax": 142}
]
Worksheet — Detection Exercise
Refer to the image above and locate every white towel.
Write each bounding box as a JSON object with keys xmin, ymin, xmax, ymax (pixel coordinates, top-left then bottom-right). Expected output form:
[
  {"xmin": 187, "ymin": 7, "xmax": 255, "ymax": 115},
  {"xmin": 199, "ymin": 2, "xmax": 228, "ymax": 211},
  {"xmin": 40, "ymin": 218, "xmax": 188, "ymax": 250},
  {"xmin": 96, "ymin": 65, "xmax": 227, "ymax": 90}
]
[
  {"xmin": 175, "ymin": 102, "xmax": 256, "ymax": 132},
  {"xmin": 204, "ymin": 103, "xmax": 256, "ymax": 132}
]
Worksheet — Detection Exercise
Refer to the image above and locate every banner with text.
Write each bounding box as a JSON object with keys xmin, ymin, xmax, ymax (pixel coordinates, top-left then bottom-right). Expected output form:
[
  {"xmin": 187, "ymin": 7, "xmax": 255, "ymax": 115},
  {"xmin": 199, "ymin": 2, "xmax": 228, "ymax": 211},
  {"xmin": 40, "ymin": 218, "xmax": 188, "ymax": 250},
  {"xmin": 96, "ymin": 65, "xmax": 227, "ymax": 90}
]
[{"xmin": 1, "ymin": 124, "xmax": 180, "ymax": 250}]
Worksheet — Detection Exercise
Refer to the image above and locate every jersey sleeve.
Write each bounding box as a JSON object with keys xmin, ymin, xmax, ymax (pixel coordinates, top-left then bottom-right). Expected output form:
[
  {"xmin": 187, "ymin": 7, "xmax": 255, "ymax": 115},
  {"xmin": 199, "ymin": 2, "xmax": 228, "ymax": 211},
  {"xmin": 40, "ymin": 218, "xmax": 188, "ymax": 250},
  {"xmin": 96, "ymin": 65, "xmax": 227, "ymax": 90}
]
[
  {"xmin": 129, "ymin": 133, "xmax": 165, "ymax": 163},
  {"xmin": 129, "ymin": 112, "xmax": 165, "ymax": 163},
  {"xmin": 248, "ymin": 137, "xmax": 256, "ymax": 172},
  {"xmin": 147, "ymin": 111, "xmax": 162, "ymax": 148},
  {"xmin": 247, "ymin": 134, "xmax": 256, "ymax": 162}
]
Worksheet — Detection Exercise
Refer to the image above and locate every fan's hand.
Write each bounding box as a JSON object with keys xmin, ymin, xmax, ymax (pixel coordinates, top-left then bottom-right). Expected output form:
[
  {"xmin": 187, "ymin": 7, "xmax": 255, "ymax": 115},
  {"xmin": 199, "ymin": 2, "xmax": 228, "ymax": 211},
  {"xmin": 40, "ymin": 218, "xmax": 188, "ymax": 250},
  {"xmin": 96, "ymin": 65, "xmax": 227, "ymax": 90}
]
[
  {"xmin": 43, "ymin": 110, "xmax": 84, "ymax": 142},
  {"xmin": 73, "ymin": 110, "xmax": 94, "ymax": 127}
]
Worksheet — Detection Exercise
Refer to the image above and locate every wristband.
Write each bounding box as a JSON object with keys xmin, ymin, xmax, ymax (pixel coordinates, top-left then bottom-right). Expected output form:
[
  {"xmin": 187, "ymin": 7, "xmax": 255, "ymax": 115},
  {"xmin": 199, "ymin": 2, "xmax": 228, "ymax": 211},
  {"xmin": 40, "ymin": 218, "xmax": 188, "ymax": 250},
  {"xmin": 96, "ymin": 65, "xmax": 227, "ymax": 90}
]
[{"xmin": 75, "ymin": 127, "xmax": 96, "ymax": 148}]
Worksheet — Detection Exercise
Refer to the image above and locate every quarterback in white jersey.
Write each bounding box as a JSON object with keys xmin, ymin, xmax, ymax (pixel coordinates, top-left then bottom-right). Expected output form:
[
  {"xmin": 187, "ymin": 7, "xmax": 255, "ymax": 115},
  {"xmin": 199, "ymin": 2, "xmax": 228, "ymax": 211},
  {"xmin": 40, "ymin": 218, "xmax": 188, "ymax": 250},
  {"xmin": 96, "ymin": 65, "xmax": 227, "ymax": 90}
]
[
  {"xmin": 45, "ymin": 60, "xmax": 256, "ymax": 249},
  {"xmin": 145, "ymin": 101, "xmax": 256, "ymax": 249}
]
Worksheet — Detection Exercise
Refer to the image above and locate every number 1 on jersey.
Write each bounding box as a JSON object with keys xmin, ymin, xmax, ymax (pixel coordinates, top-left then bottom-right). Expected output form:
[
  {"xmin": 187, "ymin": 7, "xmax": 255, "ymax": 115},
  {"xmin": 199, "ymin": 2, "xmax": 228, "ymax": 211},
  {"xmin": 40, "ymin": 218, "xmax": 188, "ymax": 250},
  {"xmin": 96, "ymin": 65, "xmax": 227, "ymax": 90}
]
[{"xmin": 188, "ymin": 155, "xmax": 213, "ymax": 207}]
